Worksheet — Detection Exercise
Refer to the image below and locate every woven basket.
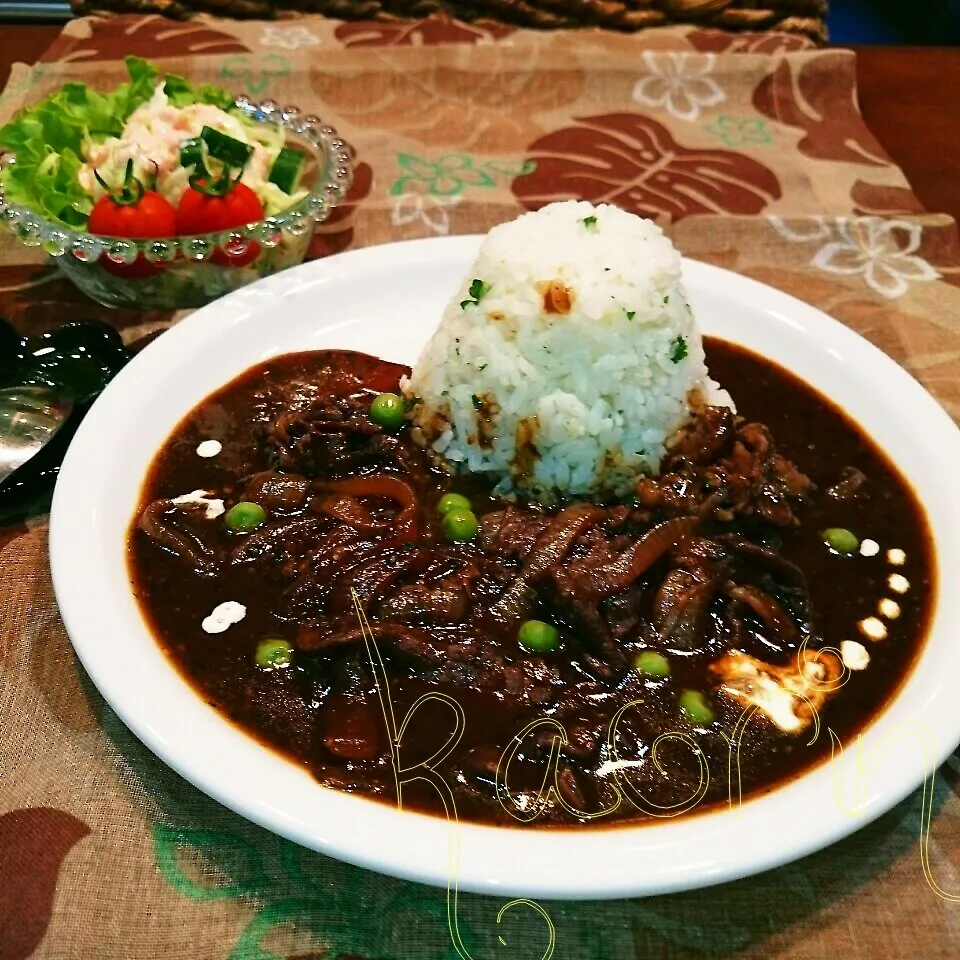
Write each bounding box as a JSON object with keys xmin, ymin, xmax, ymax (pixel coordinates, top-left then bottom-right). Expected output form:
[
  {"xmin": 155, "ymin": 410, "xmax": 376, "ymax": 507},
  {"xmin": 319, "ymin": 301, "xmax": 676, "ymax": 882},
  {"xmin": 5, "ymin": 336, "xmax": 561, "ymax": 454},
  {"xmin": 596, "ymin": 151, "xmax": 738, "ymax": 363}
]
[{"xmin": 69, "ymin": 0, "xmax": 828, "ymax": 41}]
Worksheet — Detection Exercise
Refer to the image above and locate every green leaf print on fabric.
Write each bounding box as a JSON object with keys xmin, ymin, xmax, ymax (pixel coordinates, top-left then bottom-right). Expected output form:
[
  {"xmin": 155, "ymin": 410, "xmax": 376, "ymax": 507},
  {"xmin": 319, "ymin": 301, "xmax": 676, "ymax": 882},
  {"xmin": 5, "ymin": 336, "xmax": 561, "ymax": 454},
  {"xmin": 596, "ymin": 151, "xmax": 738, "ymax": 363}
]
[
  {"xmin": 219, "ymin": 54, "xmax": 291, "ymax": 97},
  {"xmin": 230, "ymin": 897, "xmax": 335, "ymax": 960},
  {"xmin": 0, "ymin": 64, "xmax": 49, "ymax": 113},
  {"xmin": 389, "ymin": 153, "xmax": 536, "ymax": 197},
  {"xmin": 703, "ymin": 115, "xmax": 773, "ymax": 147},
  {"xmin": 147, "ymin": 781, "xmax": 953, "ymax": 960},
  {"xmin": 154, "ymin": 824, "xmax": 267, "ymax": 901},
  {"xmin": 110, "ymin": 677, "xmax": 956, "ymax": 960},
  {"xmin": 480, "ymin": 159, "xmax": 538, "ymax": 178}
]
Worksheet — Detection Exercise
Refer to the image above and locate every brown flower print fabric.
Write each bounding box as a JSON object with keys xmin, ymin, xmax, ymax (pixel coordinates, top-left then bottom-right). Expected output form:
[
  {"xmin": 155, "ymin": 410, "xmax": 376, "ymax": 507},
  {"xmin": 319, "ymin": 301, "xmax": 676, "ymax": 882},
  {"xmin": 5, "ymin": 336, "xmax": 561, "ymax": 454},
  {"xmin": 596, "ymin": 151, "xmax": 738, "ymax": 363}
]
[
  {"xmin": 1, "ymin": 12, "xmax": 960, "ymax": 960},
  {"xmin": 687, "ymin": 27, "xmax": 815, "ymax": 54},
  {"xmin": 0, "ymin": 809, "xmax": 91, "ymax": 960},
  {"xmin": 307, "ymin": 44, "xmax": 588, "ymax": 151},
  {"xmin": 753, "ymin": 51, "xmax": 892, "ymax": 167},
  {"xmin": 851, "ymin": 180, "xmax": 927, "ymax": 217},
  {"xmin": 333, "ymin": 11, "xmax": 516, "ymax": 46},
  {"xmin": 40, "ymin": 12, "xmax": 252, "ymax": 62},
  {"xmin": 512, "ymin": 113, "xmax": 782, "ymax": 218}
]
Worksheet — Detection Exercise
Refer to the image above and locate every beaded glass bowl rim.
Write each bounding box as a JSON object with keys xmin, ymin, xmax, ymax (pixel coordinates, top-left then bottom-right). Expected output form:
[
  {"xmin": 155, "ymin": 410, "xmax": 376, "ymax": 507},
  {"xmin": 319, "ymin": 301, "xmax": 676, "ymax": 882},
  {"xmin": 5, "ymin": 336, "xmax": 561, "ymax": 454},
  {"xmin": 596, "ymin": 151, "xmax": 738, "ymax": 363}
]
[{"xmin": 0, "ymin": 97, "xmax": 353, "ymax": 266}]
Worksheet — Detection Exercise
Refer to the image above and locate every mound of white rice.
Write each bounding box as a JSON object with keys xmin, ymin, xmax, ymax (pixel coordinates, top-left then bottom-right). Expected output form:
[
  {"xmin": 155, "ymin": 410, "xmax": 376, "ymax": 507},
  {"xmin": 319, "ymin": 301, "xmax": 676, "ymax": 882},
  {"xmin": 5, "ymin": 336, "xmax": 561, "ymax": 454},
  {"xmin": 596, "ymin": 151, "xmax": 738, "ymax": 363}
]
[{"xmin": 402, "ymin": 200, "xmax": 732, "ymax": 503}]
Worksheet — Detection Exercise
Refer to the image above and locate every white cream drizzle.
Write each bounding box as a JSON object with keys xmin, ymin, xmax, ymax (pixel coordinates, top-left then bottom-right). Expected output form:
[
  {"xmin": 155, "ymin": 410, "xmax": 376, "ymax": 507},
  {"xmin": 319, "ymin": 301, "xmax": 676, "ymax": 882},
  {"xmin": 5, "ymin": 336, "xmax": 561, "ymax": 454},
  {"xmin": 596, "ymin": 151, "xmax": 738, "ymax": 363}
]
[
  {"xmin": 711, "ymin": 651, "xmax": 840, "ymax": 735},
  {"xmin": 202, "ymin": 601, "xmax": 247, "ymax": 634},
  {"xmin": 858, "ymin": 616, "xmax": 887, "ymax": 641},
  {"xmin": 196, "ymin": 440, "xmax": 223, "ymax": 458},
  {"xmin": 170, "ymin": 489, "xmax": 225, "ymax": 519},
  {"xmin": 888, "ymin": 574, "xmax": 910, "ymax": 594},
  {"xmin": 841, "ymin": 640, "xmax": 870, "ymax": 670},
  {"xmin": 859, "ymin": 539, "xmax": 880, "ymax": 557},
  {"xmin": 878, "ymin": 598, "xmax": 901, "ymax": 619}
]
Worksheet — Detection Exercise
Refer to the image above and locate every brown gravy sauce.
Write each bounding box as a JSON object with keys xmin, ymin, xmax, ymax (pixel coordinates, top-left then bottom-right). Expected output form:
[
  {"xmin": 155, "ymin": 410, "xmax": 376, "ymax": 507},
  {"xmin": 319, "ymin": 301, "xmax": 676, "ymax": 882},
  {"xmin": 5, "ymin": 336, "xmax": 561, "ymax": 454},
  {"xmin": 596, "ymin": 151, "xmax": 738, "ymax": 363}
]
[{"xmin": 127, "ymin": 339, "xmax": 934, "ymax": 827}]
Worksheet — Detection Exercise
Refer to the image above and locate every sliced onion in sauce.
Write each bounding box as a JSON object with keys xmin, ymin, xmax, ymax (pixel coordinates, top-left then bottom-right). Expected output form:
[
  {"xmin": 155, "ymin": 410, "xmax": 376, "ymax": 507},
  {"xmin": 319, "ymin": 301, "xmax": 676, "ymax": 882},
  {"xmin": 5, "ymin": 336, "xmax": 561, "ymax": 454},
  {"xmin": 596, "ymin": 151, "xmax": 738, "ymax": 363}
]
[
  {"xmin": 567, "ymin": 515, "xmax": 700, "ymax": 602},
  {"xmin": 318, "ymin": 475, "xmax": 420, "ymax": 543}
]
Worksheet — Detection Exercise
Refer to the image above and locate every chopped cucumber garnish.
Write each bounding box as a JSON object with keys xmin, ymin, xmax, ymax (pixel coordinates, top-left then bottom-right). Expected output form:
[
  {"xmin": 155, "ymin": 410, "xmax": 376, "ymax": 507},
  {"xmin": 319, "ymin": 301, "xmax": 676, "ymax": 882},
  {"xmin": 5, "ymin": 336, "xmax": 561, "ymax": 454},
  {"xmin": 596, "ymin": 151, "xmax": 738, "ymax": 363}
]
[
  {"xmin": 179, "ymin": 137, "xmax": 204, "ymax": 171},
  {"xmin": 200, "ymin": 126, "xmax": 253, "ymax": 168},
  {"xmin": 268, "ymin": 147, "xmax": 304, "ymax": 194}
]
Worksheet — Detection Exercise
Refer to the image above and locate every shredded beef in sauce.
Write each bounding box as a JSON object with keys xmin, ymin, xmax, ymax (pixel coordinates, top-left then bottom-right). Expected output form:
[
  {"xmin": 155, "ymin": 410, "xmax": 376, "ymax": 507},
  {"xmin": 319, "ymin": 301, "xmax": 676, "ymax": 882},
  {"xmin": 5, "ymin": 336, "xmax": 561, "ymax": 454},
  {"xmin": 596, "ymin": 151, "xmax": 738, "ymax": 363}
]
[{"xmin": 129, "ymin": 342, "xmax": 932, "ymax": 826}]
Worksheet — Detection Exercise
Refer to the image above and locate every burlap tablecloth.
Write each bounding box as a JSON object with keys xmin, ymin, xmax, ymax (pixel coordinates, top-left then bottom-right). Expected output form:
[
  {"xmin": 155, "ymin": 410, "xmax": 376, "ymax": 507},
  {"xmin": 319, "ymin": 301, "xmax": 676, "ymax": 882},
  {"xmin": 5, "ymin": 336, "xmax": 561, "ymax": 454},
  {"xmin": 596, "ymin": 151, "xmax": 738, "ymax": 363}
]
[{"xmin": 1, "ymin": 13, "xmax": 959, "ymax": 960}]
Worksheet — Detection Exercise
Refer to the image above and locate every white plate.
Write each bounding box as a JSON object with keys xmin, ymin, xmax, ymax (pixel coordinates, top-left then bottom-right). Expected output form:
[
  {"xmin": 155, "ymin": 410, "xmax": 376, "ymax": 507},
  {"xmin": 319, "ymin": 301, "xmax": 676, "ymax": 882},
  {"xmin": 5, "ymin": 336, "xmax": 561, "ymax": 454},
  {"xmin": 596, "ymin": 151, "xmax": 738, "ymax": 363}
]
[{"xmin": 50, "ymin": 235, "xmax": 960, "ymax": 900}]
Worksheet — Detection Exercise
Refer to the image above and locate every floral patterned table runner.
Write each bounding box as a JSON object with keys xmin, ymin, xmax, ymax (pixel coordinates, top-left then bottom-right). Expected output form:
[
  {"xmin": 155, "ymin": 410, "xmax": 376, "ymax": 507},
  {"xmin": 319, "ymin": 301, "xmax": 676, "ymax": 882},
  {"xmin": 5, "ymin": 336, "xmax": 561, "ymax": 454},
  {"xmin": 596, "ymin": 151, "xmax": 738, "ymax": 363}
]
[{"xmin": 1, "ymin": 13, "xmax": 959, "ymax": 960}]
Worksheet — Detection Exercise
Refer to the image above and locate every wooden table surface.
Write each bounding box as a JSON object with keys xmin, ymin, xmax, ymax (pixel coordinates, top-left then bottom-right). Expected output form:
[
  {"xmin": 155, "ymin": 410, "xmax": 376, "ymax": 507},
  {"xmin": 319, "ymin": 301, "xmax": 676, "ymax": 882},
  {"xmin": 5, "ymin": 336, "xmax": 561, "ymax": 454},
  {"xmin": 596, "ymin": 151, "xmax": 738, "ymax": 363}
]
[{"xmin": 1, "ymin": 24, "xmax": 959, "ymax": 222}]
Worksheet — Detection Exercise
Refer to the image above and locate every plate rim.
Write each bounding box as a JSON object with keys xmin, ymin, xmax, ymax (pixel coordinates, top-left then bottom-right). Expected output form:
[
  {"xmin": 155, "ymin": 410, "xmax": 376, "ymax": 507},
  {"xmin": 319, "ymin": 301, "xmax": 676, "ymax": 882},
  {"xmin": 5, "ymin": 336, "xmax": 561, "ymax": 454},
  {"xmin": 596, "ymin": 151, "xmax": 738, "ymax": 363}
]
[{"xmin": 49, "ymin": 234, "xmax": 960, "ymax": 901}]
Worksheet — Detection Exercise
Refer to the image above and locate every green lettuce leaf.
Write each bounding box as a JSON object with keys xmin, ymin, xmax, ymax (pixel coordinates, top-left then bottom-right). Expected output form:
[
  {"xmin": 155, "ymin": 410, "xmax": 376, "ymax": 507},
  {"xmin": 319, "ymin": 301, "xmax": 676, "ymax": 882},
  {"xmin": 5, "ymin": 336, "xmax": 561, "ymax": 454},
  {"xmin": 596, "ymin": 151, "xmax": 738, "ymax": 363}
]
[
  {"xmin": 163, "ymin": 71, "xmax": 236, "ymax": 111},
  {"xmin": 0, "ymin": 56, "xmax": 234, "ymax": 229}
]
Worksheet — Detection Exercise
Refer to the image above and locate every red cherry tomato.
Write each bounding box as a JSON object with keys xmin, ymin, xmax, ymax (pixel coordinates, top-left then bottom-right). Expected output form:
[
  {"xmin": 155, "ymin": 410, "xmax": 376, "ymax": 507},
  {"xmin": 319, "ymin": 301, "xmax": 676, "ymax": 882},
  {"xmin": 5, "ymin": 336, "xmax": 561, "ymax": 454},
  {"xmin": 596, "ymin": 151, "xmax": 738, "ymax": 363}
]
[
  {"xmin": 175, "ymin": 178, "xmax": 265, "ymax": 268},
  {"xmin": 87, "ymin": 160, "xmax": 177, "ymax": 279}
]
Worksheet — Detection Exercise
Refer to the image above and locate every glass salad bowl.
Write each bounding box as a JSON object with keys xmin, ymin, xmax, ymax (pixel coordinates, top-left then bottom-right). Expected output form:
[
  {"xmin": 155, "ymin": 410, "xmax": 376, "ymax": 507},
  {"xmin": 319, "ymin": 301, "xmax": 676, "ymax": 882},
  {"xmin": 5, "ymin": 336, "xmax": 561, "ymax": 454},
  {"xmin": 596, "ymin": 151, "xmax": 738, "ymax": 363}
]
[{"xmin": 0, "ymin": 98, "xmax": 353, "ymax": 310}]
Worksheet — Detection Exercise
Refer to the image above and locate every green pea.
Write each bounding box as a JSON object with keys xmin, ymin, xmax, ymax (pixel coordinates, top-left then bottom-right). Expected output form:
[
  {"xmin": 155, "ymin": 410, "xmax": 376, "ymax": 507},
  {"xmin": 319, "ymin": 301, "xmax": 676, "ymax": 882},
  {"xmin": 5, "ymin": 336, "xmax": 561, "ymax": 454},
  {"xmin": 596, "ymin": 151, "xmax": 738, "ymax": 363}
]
[
  {"xmin": 437, "ymin": 492, "xmax": 472, "ymax": 517},
  {"xmin": 518, "ymin": 619, "xmax": 560, "ymax": 653},
  {"xmin": 679, "ymin": 690, "xmax": 715, "ymax": 726},
  {"xmin": 370, "ymin": 392, "xmax": 406, "ymax": 430},
  {"xmin": 634, "ymin": 650, "xmax": 670, "ymax": 678},
  {"xmin": 822, "ymin": 527, "xmax": 859, "ymax": 555},
  {"xmin": 255, "ymin": 638, "xmax": 294, "ymax": 671},
  {"xmin": 442, "ymin": 507, "xmax": 479, "ymax": 542},
  {"xmin": 225, "ymin": 501, "xmax": 266, "ymax": 532}
]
